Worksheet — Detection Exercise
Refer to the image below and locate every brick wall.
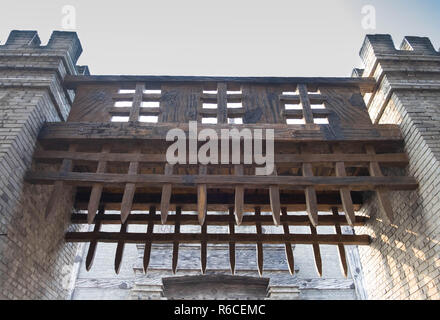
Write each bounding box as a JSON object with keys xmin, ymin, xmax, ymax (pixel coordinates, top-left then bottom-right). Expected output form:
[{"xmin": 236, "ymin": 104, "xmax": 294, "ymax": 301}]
[
  {"xmin": 0, "ymin": 30, "xmax": 88, "ymax": 299},
  {"xmin": 354, "ymin": 35, "xmax": 440, "ymax": 300}
]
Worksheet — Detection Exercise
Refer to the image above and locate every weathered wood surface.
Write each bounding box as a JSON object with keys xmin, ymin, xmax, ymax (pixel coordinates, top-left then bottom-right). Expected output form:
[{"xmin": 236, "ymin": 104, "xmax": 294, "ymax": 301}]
[
  {"xmin": 26, "ymin": 171, "xmax": 418, "ymax": 191},
  {"xmin": 38, "ymin": 122, "xmax": 404, "ymax": 142},
  {"xmin": 64, "ymin": 75, "xmax": 376, "ymax": 94}
]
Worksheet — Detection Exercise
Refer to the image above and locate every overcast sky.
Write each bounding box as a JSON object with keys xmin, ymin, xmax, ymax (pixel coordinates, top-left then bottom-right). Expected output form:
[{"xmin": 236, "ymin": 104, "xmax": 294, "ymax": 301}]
[{"xmin": 1, "ymin": 0, "xmax": 439, "ymax": 77}]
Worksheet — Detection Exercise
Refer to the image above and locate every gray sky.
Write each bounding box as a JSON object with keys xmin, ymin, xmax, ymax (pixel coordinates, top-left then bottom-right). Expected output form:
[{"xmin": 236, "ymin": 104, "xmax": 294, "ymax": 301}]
[{"xmin": 1, "ymin": 0, "xmax": 439, "ymax": 76}]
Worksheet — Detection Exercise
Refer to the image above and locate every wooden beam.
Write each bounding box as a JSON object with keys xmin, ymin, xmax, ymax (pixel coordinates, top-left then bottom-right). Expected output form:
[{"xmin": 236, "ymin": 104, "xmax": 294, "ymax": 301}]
[
  {"xmin": 128, "ymin": 83, "xmax": 145, "ymax": 122},
  {"xmin": 45, "ymin": 144, "xmax": 77, "ymax": 219},
  {"xmin": 26, "ymin": 171, "xmax": 419, "ymax": 191},
  {"xmin": 66, "ymin": 231, "xmax": 371, "ymax": 246},
  {"xmin": 255, "ymin": 208, "xmax": 264, "ymax": 276},
  {"xmin": 197, "ymin": 165, "xmax": 208, "ymax": 225},
  {"xmin": 120, "ymin": 148, "xmax": 140, "ymax": 223},
  {"xmin": 38, "ymin": 122, "xmax": 404, "ymax": 143},
  {"xmin": 85, "ymin": 205, "xmax": 105, "ymax": 271},
  {"xmin": 281, "ymin": 208, "xmax": 295, "ymax": 275},
  {"xmin": 64, "ymin": 75, "xmax": 376, "ymax": 94},
  {"xmin": 269, "ymin": 166, "xmax": 281, "ymax": 226},
  {"xmin": 366, "ymin": 145, "xmax": 394, "ymax": 223},
  {"xmin": 303, "ymin": 163, "xmax": 319, "ymax": 226},
  {"xmin": 201, "ymin": 222, "xmax": 207, "ymax": 275},
  {"xmin": 310, "ymin": 224, "xmax": 323, "ymax": 277},
  {"xmin": 87, "ymin": 145, "xmax": 111, "ymax": 224},
  {"xmin": 298, "ymin": 84, "xmax": 314, "ymax": 124},
  {"xmin": 332, "ymin": 207, "xmax": 348, "ymax": 278},
  {"xmin": 114, "ymin": 221, "xmax": 128, "ymax": 274},
  {"xmin": 217, "ymin": 83, "xmax": 228, "ymax": 124},
  {"xmin": 160, "ymin": 164, "xmax": 173, "ymax": 224},
  {"xmin": 228, "ymin": 207, "xmax": 236, "ymax": 275},
  {"xmin": 172, "ymin": 207, "xmax": 182, "ymax": 274},
  {"xmin": 143, "ymin": 206, "xmax": 155, "ymax": 273},
  {"xmin": 234, "ymin": 165, "xmax": 244, "ymax": 225}
]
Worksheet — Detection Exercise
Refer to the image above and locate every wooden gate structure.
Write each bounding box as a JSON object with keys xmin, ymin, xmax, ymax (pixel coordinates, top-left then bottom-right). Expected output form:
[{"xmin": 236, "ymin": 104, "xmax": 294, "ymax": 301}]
[{"xmin": 25, "ymin": 75, "xmax": 418, "ymax": 277}]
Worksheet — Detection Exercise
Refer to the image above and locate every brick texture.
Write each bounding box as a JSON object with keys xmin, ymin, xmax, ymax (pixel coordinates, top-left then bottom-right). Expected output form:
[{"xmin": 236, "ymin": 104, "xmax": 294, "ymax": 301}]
[
  {"xmin": 354, "ymin": 35, "xmax": 440, "ymax": 300},
  {"xmin": 0, "ymin": 30, "xmax": 88, "ymax": 299}
]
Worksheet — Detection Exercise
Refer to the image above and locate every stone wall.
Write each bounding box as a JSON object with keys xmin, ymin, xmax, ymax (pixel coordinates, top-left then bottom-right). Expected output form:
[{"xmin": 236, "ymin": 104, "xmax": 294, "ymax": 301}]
[
  {"xmin": 0, "ymin": 30, "xmax": 88, "ymax": 299},
  {"xmin": 354, "ymin": 35, "xmax": 440, "ymax": 300}
]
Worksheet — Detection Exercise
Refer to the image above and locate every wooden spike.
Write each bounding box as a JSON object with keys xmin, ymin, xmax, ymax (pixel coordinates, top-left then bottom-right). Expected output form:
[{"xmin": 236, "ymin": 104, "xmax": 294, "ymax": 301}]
[
  {"xmin": 201, "ymin": 223, "xmax": 207, "ymax": 274},
  {"xmin": 302, "ymin": 163, "xmax": 319, "ymax": 226},
  {"xmin": 228, "ymin": 208, "xmax": 236, "ymax": 275},
  {"xmin": 269, "ymin": 166, "xmax": 281, "ymax": 226},
  {"xmin": 45, "ymin": 144, "xmax": 77, "ymax": 219},
  {"xmin": 334, "ymin": 161, "xmax": 356, "ymax": 226},
  {"xmin": 172, "ymin": 207, "xmax": 182, "ymax": 274},
  {"xmin": 332, "ymin": 207, "xmax": 348, "ymax": 278},
  {"xmin": 114, "ymin": 221, "xmax": 128, "ymax": 274},
  {"xmin": 121, "ymin": 150, "xmax": 140, "ymax": 223},
  {"xmin": 87, "ymin": 145, "xmax": 111, "ymax": 224},
  {"xmin": 160, "ymin": 164, "xmax": 173, "ymax": 224},
  {"xmin": 255, "ymin": 208, "xmax": 264, "ymax": 276},
  {"xmin": 143, "ymin": 206, "xmax": 155, "ymax": 273},
  {"xmin": 234, "ymin": 165, "xmax": 244, "ymax": 225},
  {"xmin": 197, "ymin": 165, "xmax": 208, "ymax": 225},
  {"xmin": 281, "ymin": 208, "xmax": 295, "ymax": 275},
  {"xmin": 310, "ymin": 224, "xmax": 323, "ymax": 277},
  {"xmin": 85, "ymin": 205, "xmax": 105, "ymax": 271},
  {"xmin": 366, "ymin": 145, "xmax": 394, "ymax": 223}
]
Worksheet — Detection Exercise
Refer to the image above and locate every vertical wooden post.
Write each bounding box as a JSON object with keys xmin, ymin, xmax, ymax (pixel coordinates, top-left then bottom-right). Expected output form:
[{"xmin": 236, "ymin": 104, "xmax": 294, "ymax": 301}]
[
  {"xmin": 234, "ymin": 164, "xmax": 245, "ymax": 225},
  {"xmin": 85, "ymin": 204, "xmax": 105, "ymax": 271},
  {"xmin": 201, "ymin": 221, "xmax": 207, "ymax": 275},
  {"xmin": 45, "ymin": 143, "xmax": 77, "ymax": 219},
  {"xmin": 297, "ymin": 84, "xmax": 314, "ymax": 124},
  {"xmin": 217, "ymin": 83, "xmax": 228, "ymax": 124},
  {"xmin": 172, "ymin": 207, "xmax": 182, "ymax": 274},
  {"xmin": 129, "ymin": 83, "xmax": 145, "ymax": 122},
  {"xmin": 228, "ymin": 207, "xmax": 236, "ymax": 275},
  {"xmin": 197, "ymin": 165, "xmax": 208, "ymax": 225},
  {"xmin": 310, "ymin": 224, "xmax": 323, "ymax": 277},
  {"xmin": 366, "ymin": 145, "xmax": 394, "ymax": 223},
  {"xmin": 87, "ymin": 144, "xmax": 111, "ymax": 224},
  {"xmin": 160, "ymin": 164, "xmax": 174, "ymax": 224},
  {"xmin": 114, "ymin": 221, "xmax": 128, "ymax": 274},
  {"xmin": 255, "ymin": 207, "xmax": 264, "ymax": 276},
  {"xmin": 302, "ymin": 162, "xmax": 319, "ymax": 227},
  {"xmin": 121, "ymin": 148, "xmax": 141, "ymax": 223},
  {"xmin": 281, "ymin": 208, "xmax": 295, "ymax": 275},
  {"xmin": 269, "ymin": 165, "xmax": 281, "ymax": 226},
  {"xmin": 332, "ymin": 207, "xmax": 348, "ymax": 278},
  {"xmin": 143, "ymin": 206, "xmax": 156, "ymax": 273}
]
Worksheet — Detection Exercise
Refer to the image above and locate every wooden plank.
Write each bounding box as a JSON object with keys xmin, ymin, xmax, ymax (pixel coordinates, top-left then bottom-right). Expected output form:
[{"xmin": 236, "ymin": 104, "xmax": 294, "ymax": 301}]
[
  {"xmin": 281, "ymin": 208, "xmax": 295, "ymax": 275},
  {"xmin": 217, "ymin": 83, "xmax": 228, "ymax": 124},
  {"xmin": 71, "ymin": 212, "xmax": 369, "ymax": 227},
  {"xmin": 298, "ymin": 84, "xmax": 314, "ymax": 124},
  {"xmin": 87, "ymin": 145, "xmax": 111, "ymax": 224},
  {"xmin": 172, "ymin": 207, "xmax": 182, "ymax": 274},
  {"xmin": 332, "ymin": 207, "xmax": 348, "ymax": 278},
  {"xmin": 120, "ymin": 149, "xmax": 140, "ymax": 223},
  {"xmin": 228, "ymin": 207, "xmax": 236, "ymax": 275},
  {"xmin": 128, "ymin": 83, "xmax": 145, "ymax": 122},
  {"xmin": 255, "ymin": 208, "xmax": 264, "ymax": 276},
  {"xmin": 302, "ymin": 163, "xmax": 319, "ymax": 226},
  {"xmin": 114, "ymin": 221, "xmax": 128, "ymax": 274},
  {"xmin": 234, "ymin": 165, "xmax": 244, "ymax": 225},
  {"xmin": 197, "ymin": 165, "xmax": 208, "ymax": 225},
  {"xmin": 34, "ymin": 150, "xmax": 409, "ymax": 166},
  {"xmin": 26, "ymin": 171, "xmax": 419, "ymax": 191},
  {"xmin": 310, "ymin": 225, "xmax": 323, "ymax": 277},
  {"xmin": 45, "ymin": 144, "xmax": 77, "ymax": 219},
  {"xmin": 38, "ymin": 122, "xmax": 404, "ymax": 143},
  {"xmin": 66, "ymin": 231, "xmax": 371, "ymax": 246},
  {"xmin": 143, "ymin": 206, "xmax": 155, "ymax": 273},
  {"xmin": 85, "ymin": 205, "xmax": 105, "ymax": 271},
  {"xmin": 160, "ymin": 164, "xmax": 173, "ymax": 224},
  {"xmin": 64, "ymin": 75, "xmax": 377, "ymax": 94},
  {"xmin": 201, "ymin": 222, "xmax": 207, "ymax": 275},
  {"xmin": 335, "ymin": 161, "xmax": 356, "ymax": 226},
  {"xmin": 269, "ymin": 166, "xmax": 281, "ymax": 226},
  {"xmin": 366, "ymin": 145, "xmax": 394, "ymax": 223}
]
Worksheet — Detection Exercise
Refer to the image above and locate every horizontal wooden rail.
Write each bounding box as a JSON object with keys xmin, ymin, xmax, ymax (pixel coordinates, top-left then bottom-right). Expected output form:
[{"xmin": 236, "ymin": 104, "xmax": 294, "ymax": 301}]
[
  {"xmin": 65, "ymin": 232, "xmax": 370, "ymax": 246},
  {"xmin": 37, "ymin": 122, "xmax": 404, "ymax": 142},
  {"xmin": 26, "ymin": 171, "xmax": 418, "ymax": 191},
  {"xmin": 70, "ymin": 213, "xmax": 368, "ymax": 226}
]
